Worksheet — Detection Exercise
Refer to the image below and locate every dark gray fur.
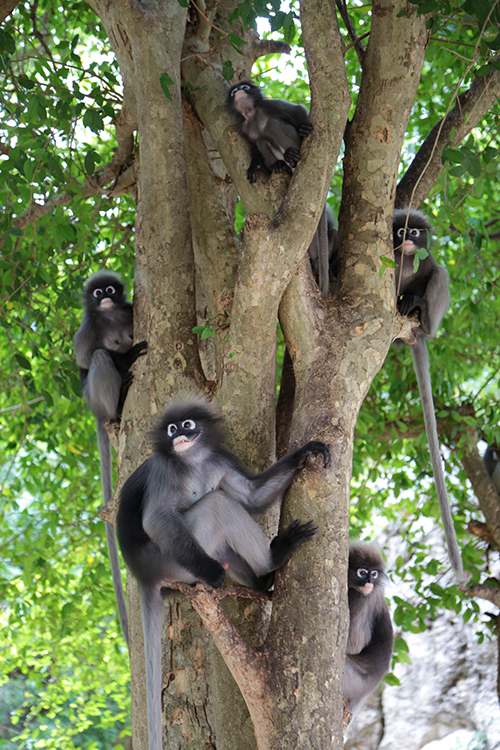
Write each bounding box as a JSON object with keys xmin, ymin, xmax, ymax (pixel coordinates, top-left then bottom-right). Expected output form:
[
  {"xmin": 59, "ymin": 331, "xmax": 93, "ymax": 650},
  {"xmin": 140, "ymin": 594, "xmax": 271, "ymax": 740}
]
[
  {"xmin": 117, "ymin": 397, "xmax": 331, "ymax": 750},
  {"xmin": 227, "ymin": 81, "xmax": 331, "ymax": 297},
  {"xmin": 393, "ymin": 209, "xmax": 464, "ymax": 583},
  {"xmin": 74, "ymin": 270, "xmax": 147, "ymax": 647},
  {"xmin": 307, "ymin": 206, "xmax": 339, "ymax": 295},
  {"xmin": 343, "ymin": 542, "xmax": 393, "ymax": 713},
  {"xmin": 484, "ymin": 447, "xmax": 500, "ymax": 492}
]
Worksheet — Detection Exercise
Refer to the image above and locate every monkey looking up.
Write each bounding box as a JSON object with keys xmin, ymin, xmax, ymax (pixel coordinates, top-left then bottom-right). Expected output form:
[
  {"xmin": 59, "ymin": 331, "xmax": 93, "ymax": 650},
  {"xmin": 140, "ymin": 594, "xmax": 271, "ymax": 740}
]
[
  {"xmin": 74, "ymin": 271, "xmax": 147, "ymax": 646},
  {"xmin": 343, "ymin": 542, "xmax": 393, "ymax": 715},
  {"xmin": 393, "ymin": 208, "xmax": 464, "ymax": 583},
  {"xmin": 227, "ymin": 80, "xmax": 331, "ymax": 297},
  {"xmin": 117, "ymin": 397, "xmax": 331, "ymax": 750},
  {"xmin": 227, "ymin": 80, "xmax": 312, "ymax": 182}
]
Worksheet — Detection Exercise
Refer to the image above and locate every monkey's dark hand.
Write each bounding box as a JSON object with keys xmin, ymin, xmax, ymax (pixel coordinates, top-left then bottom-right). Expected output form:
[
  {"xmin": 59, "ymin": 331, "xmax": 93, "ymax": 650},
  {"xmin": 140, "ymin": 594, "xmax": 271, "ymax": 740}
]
[
  {"xmin": 298, "ymin": 121, "xmax": 313, "ymax": 138},
  {"xmin": 297, "ymin": 441, "xmax": 332, "ymax": 469},
  {"xmin": 128, "ymin": 340, "xmax": 148, "ymax": 364},
  {"xmin": 247, "ymin": 166, "xmax": 258, "ymax": 183},
  {"xmin": 397, "ymin": 294, "xmax": 425, "ymax": 319},
  {"xmin": 271, "ymin": 520, "xmax": 319, "ymax": 557},
  {"xmin": 200, "ymin": 558, "xmax": 226, "ymax": 588},
  {"xmin": 283, "ymin": 147, "xmax": 301, "ymax": 168}
]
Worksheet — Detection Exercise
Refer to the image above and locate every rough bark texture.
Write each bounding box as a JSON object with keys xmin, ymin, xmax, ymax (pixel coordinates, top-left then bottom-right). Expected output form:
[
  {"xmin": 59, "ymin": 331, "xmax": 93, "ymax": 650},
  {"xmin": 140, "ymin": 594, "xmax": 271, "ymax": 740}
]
[{"xmin": 42, "ymin": 0, "xmax": 500, "ymax": 747}]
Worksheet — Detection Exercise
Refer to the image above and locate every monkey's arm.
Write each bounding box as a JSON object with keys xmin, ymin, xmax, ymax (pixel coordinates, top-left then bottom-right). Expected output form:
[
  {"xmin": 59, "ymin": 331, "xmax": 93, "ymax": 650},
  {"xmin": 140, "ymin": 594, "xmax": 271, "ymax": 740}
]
[
  {"xmin": 247, "ymin": 144, "xmax": 265, "ymax": 183},
  {"xmin": 264, "ymin": 99, "xmax": 311, "ymax": 133},
  {"xmin": 108, "ymin": 340, "xmax": 148, "ymax": 373},
  {"xmin": 398, "ymin": 260, "xmax": 449, "ymax": 338},
  {"xmin": 220, "ymin": 441, "xmax": 331, "ymax": 512},
  {"xmin": 73, "ymin": 317, "xmax": 95, "ymax": 369},
  {"xmin": 421, "ymin": 264, "xmax": 449, "ymax": 337}
]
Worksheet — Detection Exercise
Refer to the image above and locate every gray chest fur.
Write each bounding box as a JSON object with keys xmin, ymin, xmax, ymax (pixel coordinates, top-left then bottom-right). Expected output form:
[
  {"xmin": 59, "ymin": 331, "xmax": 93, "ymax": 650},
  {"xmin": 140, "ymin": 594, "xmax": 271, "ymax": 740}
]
[{"xmin": 100, "ymin": 309, "xmax": 133, "ymax": 352}]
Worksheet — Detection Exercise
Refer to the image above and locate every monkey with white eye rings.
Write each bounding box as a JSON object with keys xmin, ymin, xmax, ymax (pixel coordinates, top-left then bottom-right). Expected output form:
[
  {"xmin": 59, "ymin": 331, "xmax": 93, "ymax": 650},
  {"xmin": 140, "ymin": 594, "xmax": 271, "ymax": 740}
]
[
  {"xmin": 74, "ymin": 271, "xmax": 147, "ymax": 647},
  {"xmin": 227, "ymin": 80, "xmax": 332, "ymax": 297},
  {"xmin": 393, "ymin": 208, "xmax": 465, "ymax": 584},
  {"xmin": 117, "ymin": 397, "xmax": 331, "ymax": 750},
  {"xmin": 343, "ymin": 542, "xmax": 393, "ymax": 715}
]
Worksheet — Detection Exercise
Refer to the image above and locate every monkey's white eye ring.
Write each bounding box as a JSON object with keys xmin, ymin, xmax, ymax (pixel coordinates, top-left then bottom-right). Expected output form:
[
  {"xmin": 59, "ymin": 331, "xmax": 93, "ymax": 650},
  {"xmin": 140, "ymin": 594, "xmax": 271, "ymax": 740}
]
[
  {"xmin": 182, "ymin": 420, "xmax": 196, "ymax": 430},
  {"xmin": 397, "ymin": 228, "xmax": 405, "ymax": 238},
  {"xmin": 357, "ymin": 568, "xmax": 368, "ymax": 577},
  {"xmin": 93, "ymin": 288, "xmax": 103, "ymax": 297},
  {"xmin": 167, "ymin": 424, "xmax": 177, "ymax": 436},
  {"xmin": 371, "ymin": 570, "xmax": 378, "ymax": 579},
  {"xmin": 409, "ymin": 229, "xmax": 421, "ymax": 237},
  {"xmin": 105, "ymin": 286, "xmax": 116, "ymax": 294}
]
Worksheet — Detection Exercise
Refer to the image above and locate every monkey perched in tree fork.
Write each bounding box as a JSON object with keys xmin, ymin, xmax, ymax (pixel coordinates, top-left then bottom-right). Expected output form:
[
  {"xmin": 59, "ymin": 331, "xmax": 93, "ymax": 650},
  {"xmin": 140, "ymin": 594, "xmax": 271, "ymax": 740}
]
[
  {"xmin": 227, "ymin": 80, "xmax": 331, "ymax": 296},
  {"xmin": 74, "ymin": 271, "xmax": 147, "ymax": 646},
  {"xmin": 117, "ymin": 397, "xmax": 331, "ymax": 750},
  {"xmin": 343, "ymin": 542, "xmax": 394, "ymax": 714},
  {"xmin": 393, "ymin": 208, "xmax": 464, "ymax": 583}
]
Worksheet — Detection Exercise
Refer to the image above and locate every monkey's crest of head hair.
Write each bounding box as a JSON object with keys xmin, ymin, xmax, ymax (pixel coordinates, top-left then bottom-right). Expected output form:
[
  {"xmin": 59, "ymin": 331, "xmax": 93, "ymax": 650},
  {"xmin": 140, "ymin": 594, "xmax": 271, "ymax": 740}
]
[
  {"xmin": 349, "ymin": 542, "xmax": 388, "ymax": 585},
  {"xmin": 393, "ymin": 207, "xmax": 432, "ymax": 232},
  {"xmin": 152, "ymin": 396, "xmax": 226, "ymax": 455},
  {"xmin": 83, "ymin": 270, "xmax": 125, "ymax": 303}
]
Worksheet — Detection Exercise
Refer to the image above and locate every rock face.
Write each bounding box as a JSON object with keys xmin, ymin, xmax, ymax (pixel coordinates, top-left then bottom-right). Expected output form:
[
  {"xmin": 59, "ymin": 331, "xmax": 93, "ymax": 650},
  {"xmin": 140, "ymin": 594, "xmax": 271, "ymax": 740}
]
[{"xmin": 345, "ymin": 613, "xmax": 500, "ymax": 750}]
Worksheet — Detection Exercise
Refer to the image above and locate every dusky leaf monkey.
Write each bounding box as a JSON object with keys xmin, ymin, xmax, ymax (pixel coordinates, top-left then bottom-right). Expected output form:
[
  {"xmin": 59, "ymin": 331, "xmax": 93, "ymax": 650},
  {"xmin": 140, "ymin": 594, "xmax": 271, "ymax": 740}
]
[
  {"xmin": 74, "ymin": 271, "xmax": 147, "ymax": 646},
  {"xmin": 117, "ymin": 397, "xmax": 331, "ymax": 750},
  {"xmin": 393, "ymin": 208, "xmax": 464, "ymax": 583},
  {"xmin": 227, "ymin": 80, "xmax": 332, "ymax": 296}
]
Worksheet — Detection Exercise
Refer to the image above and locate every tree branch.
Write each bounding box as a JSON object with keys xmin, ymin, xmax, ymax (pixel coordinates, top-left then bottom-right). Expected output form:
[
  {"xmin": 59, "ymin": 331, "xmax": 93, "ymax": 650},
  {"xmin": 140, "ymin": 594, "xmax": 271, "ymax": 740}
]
[
  {"xmin": 174, "ymin": 583, "xmax": 275, "ymax": 750},
  {"xmin": 396, "ymin": 68, "xmax": 500, "ymax": 208},
  {"xmin": 464, "ymin": 581, "xmax": 500, "ymax": 607}
]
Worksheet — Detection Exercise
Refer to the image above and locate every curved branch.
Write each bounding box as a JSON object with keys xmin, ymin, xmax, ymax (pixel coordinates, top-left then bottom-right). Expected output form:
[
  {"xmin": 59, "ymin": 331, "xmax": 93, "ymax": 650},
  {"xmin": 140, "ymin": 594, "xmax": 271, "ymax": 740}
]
[
  {"xmin": 464, "ymin": 581, "xmax": 500, "ymax": 607},
  {"xmin": 396, "ymin": 68, "xmax": 500, "ymax": 208},
  {"xmin": 460, "ymin": 430, "xmax": 500, "ymax": 551},
  {"xmin": 174, "ymin": 583, "xmax": 275, "ymax": 750}
]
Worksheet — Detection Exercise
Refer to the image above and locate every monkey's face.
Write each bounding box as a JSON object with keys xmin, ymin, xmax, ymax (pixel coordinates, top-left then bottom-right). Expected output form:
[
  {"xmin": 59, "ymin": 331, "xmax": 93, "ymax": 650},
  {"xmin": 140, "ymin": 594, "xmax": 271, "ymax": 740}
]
[
  {"xmin": 167, "ymin": 418, "xmax": 201, "ymax": 453},
  {"xmin": 229, "ymin": 82, "xmax": 259, "ymax": 119},
  {"xmin": 85, "ymin": 273, "xmax": 125, "ymax": 311},
  {"xmin": 352, "ymin": 566, "xmax": 379, "ymax": 595},
  {"xmin": 394, "ymin": 225, "xmax": 428, "ymax": 256}
]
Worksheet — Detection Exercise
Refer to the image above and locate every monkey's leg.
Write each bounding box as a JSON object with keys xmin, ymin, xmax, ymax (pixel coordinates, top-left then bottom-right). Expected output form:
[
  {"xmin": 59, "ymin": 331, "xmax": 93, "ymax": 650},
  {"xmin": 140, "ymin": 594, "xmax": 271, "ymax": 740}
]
[
  {"xmin": 185, "ymin": 491, "xmax": 272, "ymax": 577},
  {"xmin": 85, "ymin": 350, "xmax": 122, "ymax": 421}
]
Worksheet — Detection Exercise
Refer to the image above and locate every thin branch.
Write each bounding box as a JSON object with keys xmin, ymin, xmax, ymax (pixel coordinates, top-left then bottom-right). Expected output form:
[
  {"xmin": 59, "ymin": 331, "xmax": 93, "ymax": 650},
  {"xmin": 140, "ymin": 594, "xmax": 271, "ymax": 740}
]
[
  {"xmin": 335, "ymin": 0, "xmax": 365, "ymax": 65},
  {"xmin": 396, "ymin": 66, "xmax": 500, "ymax": 208}
]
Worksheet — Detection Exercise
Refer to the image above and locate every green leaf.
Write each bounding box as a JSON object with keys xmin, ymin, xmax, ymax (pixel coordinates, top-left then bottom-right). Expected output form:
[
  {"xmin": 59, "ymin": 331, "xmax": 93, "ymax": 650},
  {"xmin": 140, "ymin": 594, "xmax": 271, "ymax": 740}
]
[
  {"xmin": 0, "ymin": 30, "xmax": 15, "ymax": 54},
  {"xmin": 84, "ymin": 151, "xmax": 95, "ymax": 175},
  {"xmin": 222, "ymin": 60, "xmax": 235, "ymax": 82},
  {"xmin": 17, "ymin": 76, "xmax": 35, "ymax": 89},
  {"xmin": 160, "ymin": 72, "xmax": 175, "ymax": 101}
]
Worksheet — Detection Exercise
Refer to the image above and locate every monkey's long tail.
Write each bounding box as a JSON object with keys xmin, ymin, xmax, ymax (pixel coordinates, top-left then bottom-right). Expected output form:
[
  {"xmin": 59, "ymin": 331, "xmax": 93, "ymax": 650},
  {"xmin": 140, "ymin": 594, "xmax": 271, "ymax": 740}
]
[
  {"xmin": 97, "ymin": 419, "xmax": 130, "ymax": 647},
  {"xmin": 317, "ymin": 204, "xmax": 329, "ymax": 297},
  {"xmin": 140, "ymin": 586, "xmax": 165, "ymax": 750},
  {"xmin": 412, "ymin": 337, "xmax": 465, "ymax": 583}
]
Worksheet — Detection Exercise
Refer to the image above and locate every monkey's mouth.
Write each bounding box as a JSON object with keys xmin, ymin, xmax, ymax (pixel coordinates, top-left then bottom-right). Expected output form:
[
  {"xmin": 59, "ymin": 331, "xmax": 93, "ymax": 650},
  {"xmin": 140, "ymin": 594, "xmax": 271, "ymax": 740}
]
[
  {"xmin": 403, "ymin": 240, "xmax": 416, "ymax": 253},
  {"xmin": 173, "ymin": 432, "xmax": 201, "ymax": 452},
  {"xmin": 360, "ymin": 583, "xmax": 373, "ymax": 595},
  {"xmin": 100, "ymin": 298, "xmax": 114, "ymax": 308}
]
